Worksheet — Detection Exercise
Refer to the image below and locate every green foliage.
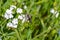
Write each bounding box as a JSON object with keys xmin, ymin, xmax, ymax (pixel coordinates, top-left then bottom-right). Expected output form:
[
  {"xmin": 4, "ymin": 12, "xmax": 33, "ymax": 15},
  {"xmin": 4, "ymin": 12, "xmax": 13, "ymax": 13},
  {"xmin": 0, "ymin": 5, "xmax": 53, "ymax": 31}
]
[{"xmin": 0, "ymin": 0, "xmax": 60, "ymax": 40}]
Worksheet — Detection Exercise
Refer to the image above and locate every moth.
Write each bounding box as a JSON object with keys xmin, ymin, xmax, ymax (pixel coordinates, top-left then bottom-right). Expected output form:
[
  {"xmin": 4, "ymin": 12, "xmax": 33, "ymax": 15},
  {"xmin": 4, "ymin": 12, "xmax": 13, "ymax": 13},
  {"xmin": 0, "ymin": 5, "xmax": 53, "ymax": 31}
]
[{"xmin": 25, "ymin": 14, "xmax": 32, "ymax": 22}]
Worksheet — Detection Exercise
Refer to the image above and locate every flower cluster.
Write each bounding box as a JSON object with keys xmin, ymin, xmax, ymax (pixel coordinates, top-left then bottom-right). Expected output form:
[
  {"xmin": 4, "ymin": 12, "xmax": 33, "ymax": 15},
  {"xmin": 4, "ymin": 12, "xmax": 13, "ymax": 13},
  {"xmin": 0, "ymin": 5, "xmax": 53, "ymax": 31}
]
[
  {"xmin": 17, "ymin": 8, "xmax": 23, "ymax": 13},
  {"xmin": 3, "ymin": 5, "xmax": 28, "ymax": 28},
  {"xmin": 18, "ymin": 14, "xmax": 26, "ymax": 23},
  {"xmin": 50, "ymin": 8, "xmax": 59, "ymax": 18},
  {"xmin": 7, "ymin": 18, "xmax": 18, "ymax": 28},
  {"xmin": 4, "ymin": 9, "xmax": 13, "ymax": 19},
  {"xmin": 4, "ymin": 5, "xmax": 16, "ymax": 19}
]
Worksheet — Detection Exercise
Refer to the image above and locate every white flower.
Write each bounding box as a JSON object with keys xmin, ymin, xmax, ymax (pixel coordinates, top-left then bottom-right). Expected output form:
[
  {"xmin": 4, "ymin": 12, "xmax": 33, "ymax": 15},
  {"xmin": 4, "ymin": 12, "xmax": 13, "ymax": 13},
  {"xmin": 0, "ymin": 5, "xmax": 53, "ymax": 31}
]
[
  {"xmin": 24, "ymin": 5, "xmax": 27, "ymax": 9},
  {"xmin": 18, "ymin": 14, "xmax": 26, "ymax": 23},
  {"xmin": 50, "ymin": 9, "xmax": 55, "ymax": 14},
  {"xmin": 4, "ymin": 13, "xmax": 13, "ymax": 19},
  {"xmin": 7, "ymin": 22, "xmax": 13, "ymax": 27},
  {"xmin": 7, "ymin": 22, "xmax": 17, "ymax": 28},
  {"xmin": 6, "ymin": 9, "xmax": 13, "ymax": 14},
  {"xmin": 55, "ymin": 12, "xmax": 59, "ymax": 18},
  {"xmin": 22, "ymin": 15, "xmax": 28, "ymax": 23},
  {"xmin": 18, "ymin": 14, "xmax": 30, "ymax": 23},
  {"xmin": 50, "ymin": 8, "xmax": 59, "ymax": 18},
  {"xmin": 17, "ymin": 8, "xmax": 23, "ymax": 13},
  {"xmin": 10, "ymin": 5, "xmax": 16, "ymax": 10},
  {"xmin": 22, "ymin": 14, "xmax": 25, "ymax": 18},
  {"xmin": 18, "ymin": 15, "xmax": 23, "ymax": 20},
  {"xmin": 4, "ymin": 9, "xmax": 13, "ymax": 19},
  {"xmin": 4, "ymin": 13, "xmax": 9, "ymax": 19},
  {"xmin": 8, "ymin": 14, "xmax": 13, "ymax": 18},
  {"xmin": 22, "ymin": 18, "xmax": 26, "ymax": 23},
  {"xmin": 12, "ymin": 18, "xmax": 18, "ymax": 25}
]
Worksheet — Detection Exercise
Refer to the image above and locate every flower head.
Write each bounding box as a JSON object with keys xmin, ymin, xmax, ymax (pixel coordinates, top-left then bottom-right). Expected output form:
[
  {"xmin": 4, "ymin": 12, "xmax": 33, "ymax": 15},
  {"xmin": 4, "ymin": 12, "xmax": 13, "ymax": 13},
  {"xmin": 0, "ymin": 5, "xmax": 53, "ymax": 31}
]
[
  {"xmin": 10, "ymin": 5, "xmax": 16, "ymax": 10},
  {"xmin": 4, "ymin": 12, "xmax": 13, "ymax": 19},
  {"xmin": 22, "ymin": 18, "xmax": 26, "ymax": 23},
  {"xmin": 7, "ymin": 22, "xmax": 13, "ymax": 27},
  {"xmin": 4, "ymin": 13, "xmax": 9, "ymax": 19},
  {"xmin": 50, "ymin": 9, "xmax": 55, "ymax": 14},
  {"xmin": 6, "ymin": 9, "xmax": 13, "ymax": 14},
  {"xmin": 7, "ymin": 22, "xmax": 17, "ymax": 28},
  {"xmin": 18, "ymin": 15, "xmax": 23, "ymax": 20},
  {"xmin": 50, "ymin": 8, "xmax": 59, "ymax": 18},
  {"xmin": 4, "ymin": 9, "xmax": 14, "ymax": 19},
  {"xmin": 17, "ymin": 8, "xmax": 23, "ymax": 14},
  {"xmin": 55, "ymin": 12, "xmax": 59, "ymax": 18},
  {"xmin": 24, "ymin": 5, "xmax": 27, "ymax": 9},
  {"xmin": 12, "ymin": 18, "xmax": 18, "ymax": 25}
]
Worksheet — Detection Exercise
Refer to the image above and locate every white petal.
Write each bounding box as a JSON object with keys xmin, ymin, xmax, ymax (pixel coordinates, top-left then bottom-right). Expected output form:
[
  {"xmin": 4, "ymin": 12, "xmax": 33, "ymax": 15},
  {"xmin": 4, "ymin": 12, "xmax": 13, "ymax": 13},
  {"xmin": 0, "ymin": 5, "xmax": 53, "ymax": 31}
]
[
  {"xmin": 7, "ymin": 22, "xmax": 13, "ymax": 27},
  {"xmin": 24, "ymin": 5, "xmax": 27, "ymax": 9},
  {"xmin": 10, "ymin": 5, "xmax": 16, "ymax": 10},
  {"xmin": 4, "ymin": 13, "xmax": 9, "ymax": 19},
  {"xmin": 8, "ymin": 14, "xmax": 13, "ymax": 18},
  {"xmin": 7, "ymin": 22, "xmax": 17, "ymax": 28},
  {"xmin": 55, "ymin": 12, "xmax": 59, "ymax": 18},
  {"xmin": 12, "ymin": 18, "xmax": 18, "ymax": 25},
  {"xmin": 50, "ymin": 9, "xmax": 55, "ymax": 14},
  {"xmin": 17, "ymin": 8, "xmax": 23, "ymax": 13},
  {"xmin": 6, "ymin": 9, "xmax": 12, "ymax": 14},
  {"xmin": 18, "ymin": 15, "xmax": 23, "ymax": 20},
  {"xmin": 10, "ymin": 7, "xmax": 14, "ymax": 11},
  {"xmin": 22, "ymin": 18, "xmax": 25, "ymax": 23},
  {"xmin": 22, "ymin": 14, "xmax": 25, "ymax": 18}
]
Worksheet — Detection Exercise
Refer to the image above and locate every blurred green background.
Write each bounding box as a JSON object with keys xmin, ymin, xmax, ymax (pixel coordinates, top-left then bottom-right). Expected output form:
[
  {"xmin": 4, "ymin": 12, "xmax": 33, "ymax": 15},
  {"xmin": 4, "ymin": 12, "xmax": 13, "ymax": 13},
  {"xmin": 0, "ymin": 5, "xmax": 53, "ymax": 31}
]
[{"xmin": 0, "ymin": 0, "xmax": 60, "ymax": 40}]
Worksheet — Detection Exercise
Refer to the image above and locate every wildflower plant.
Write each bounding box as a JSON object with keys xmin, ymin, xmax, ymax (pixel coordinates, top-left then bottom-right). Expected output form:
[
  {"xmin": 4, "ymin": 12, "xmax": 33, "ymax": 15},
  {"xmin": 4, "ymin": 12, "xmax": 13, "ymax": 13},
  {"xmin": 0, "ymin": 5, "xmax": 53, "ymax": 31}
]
[{"xmin": 0, "ymin": 0, "xmax": 60, "ymax": 40}]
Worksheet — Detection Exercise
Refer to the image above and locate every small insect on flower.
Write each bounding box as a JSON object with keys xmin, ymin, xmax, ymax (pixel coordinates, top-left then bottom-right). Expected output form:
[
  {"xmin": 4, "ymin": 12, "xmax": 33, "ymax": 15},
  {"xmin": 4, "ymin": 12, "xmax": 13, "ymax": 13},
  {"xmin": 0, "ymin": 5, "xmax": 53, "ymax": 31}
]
[
  {"xmin": 25, "ymin": 14, "xmax": 32, "ymax": 22},
  {"xmin": 18, "ymin": 14, "xmax": 31, "ymax": 23},
  {"xmin": 50, "ymin": 8, "xmax": 59, "ymax": 18}
]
